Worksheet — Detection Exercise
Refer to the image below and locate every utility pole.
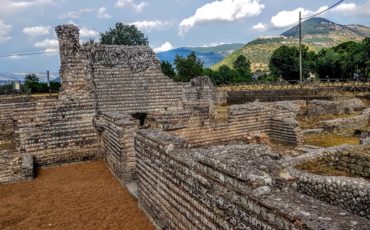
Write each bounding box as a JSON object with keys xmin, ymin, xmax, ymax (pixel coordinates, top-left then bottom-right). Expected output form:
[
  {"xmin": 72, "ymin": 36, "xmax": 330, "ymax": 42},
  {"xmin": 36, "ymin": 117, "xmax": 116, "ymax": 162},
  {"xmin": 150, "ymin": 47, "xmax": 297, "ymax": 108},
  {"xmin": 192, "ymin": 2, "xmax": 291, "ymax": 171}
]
[
  {"xmin": 299, "ymin": 11, "xmax": 303, "ymax": 83},
  {"xmin": 47, "ymin": 70, "xmax": 51, "ymax": 96}
]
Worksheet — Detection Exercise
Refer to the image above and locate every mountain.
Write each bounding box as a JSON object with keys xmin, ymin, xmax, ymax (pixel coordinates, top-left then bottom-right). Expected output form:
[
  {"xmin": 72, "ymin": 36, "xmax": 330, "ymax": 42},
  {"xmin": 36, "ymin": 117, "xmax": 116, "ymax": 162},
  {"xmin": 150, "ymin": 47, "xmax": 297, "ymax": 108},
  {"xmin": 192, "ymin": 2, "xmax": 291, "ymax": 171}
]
[
  {"xmin": 156, "ymin": 43, "xmax": 244, "ymax": 68},
  {"xmin": 0, "ymin": 72, "xmax": 59, "ymax": 84},
  {"xmin": 214, "ymin": 17, "xmax": 370, "ymax": 71}
]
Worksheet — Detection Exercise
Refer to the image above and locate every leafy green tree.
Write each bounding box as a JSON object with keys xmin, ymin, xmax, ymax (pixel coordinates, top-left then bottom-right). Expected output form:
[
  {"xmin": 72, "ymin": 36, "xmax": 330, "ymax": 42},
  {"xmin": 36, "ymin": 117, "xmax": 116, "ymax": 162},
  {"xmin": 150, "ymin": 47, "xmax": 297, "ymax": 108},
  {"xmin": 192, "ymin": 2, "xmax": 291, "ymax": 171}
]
[
  {"xmin": 269, "ymin": 45, "xmax": 316, "ymax": 81},
  {"xmin": 174, "ymin": 52, "xmax": 204, "ymax": 82},
  {"xmin": 100, "ymin": 23, "xmax": 149, "ymax": 45},
  {"xmin": 24, "ymin": 73, "xmax": 40, "ymax": 93},
  {"xmin": 232, "ymin": 55, "xmax": 252, "ymax": 83},
  {"xmin": 233, "ymin": 55, "xmax": 251, "ymax": 75},
  {"xmin": 160, "ymin": 61, "xmax": 176, "ymax": 78}
]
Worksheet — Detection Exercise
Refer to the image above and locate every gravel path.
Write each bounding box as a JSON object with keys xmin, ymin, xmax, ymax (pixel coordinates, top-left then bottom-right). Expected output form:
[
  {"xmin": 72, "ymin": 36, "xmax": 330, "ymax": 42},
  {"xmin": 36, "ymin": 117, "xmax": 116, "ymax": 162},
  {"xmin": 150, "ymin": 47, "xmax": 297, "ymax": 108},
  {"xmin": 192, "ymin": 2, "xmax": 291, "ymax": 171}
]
[{"xmin": 0, "ymin": 160, "xmax": 154, "ymax": 230}]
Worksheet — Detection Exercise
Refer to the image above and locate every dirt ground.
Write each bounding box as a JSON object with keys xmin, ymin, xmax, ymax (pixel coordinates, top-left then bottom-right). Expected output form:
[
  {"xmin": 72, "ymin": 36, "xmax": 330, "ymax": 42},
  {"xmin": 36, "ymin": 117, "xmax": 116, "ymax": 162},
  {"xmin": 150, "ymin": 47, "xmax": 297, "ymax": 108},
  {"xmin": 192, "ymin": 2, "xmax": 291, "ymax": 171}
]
[{"xmin": 0, "ymin": 161, "xmax": 155, "ymax": 230}]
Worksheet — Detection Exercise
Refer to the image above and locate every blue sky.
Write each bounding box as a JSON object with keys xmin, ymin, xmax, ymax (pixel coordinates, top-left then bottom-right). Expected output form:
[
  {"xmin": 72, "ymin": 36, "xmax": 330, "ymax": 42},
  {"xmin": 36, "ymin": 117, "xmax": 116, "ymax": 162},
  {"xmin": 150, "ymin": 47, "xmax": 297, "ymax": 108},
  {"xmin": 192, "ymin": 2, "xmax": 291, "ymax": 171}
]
[{"xmin": 1, "ymin": 0, "xmax": 370, "ymax": 73}]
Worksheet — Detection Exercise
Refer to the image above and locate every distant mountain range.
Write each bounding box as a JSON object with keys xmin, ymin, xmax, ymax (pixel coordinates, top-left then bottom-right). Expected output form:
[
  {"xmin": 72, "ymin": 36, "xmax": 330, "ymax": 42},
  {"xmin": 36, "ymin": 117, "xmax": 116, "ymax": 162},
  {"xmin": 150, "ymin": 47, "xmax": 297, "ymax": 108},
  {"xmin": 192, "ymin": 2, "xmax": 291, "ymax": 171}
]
[
  {"xmin": 156, "ymin": 43, "xmax": 244, "ymax": 68},
  {"xmin": 0, "ymin": 72, "xmax": 60, "ymax": 84},
  {"xmin": 214, "ymin": 17, "xmax": 370, "ymax": 71}
]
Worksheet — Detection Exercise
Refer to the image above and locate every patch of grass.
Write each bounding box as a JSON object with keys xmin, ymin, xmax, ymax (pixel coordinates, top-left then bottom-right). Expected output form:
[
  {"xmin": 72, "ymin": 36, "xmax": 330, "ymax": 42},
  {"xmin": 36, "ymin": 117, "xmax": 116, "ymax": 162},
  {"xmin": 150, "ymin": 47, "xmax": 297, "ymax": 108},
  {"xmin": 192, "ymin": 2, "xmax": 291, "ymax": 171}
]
[
  {"xmin": 298, "ymin": 113, "xmax": 359, "ymax": 129},
  {"xmin": 297, "ymin": 159, "xmax": 353, "ymax": 177},
  {"xmin": 304, "ymin": 133, "xmax": 359, "ymax": 147},
  {"xmin": 0, "ymin": 142, "xmax": 16, "ymax": 151}
]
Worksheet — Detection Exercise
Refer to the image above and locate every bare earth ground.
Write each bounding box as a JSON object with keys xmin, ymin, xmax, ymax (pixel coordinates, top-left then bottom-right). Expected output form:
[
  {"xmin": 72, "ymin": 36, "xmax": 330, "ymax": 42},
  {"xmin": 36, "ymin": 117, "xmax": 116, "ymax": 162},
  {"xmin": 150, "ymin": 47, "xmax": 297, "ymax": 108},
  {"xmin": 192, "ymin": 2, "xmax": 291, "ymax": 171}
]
[{"xmin": 0, "ymin": 161, "xmax": 155, "ymax": 230}]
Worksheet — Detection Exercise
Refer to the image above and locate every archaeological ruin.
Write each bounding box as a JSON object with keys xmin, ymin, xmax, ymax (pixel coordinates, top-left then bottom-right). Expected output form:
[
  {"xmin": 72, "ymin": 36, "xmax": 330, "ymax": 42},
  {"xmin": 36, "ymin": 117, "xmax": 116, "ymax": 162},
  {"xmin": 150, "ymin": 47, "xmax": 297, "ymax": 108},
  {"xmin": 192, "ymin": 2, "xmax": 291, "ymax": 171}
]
[{"xmin": 1, "ymin": 25, "xmax": 370, "ymax": 229}]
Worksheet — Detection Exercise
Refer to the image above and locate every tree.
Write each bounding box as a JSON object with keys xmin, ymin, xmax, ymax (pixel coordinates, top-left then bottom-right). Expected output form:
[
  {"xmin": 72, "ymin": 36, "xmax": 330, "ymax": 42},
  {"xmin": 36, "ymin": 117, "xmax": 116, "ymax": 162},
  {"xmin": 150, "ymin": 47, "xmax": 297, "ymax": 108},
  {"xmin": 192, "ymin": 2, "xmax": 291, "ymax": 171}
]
[
  {"xmin": 269, "ymin": 45, "xmax": 316, "ymax": 81},
  {"xmin": 174, "ymin": 52, "xmax": 204, "ymax": 82},
  {"xmin": 233, "ymin": 55, "xmax": 251, "ymax": 75},
  {"xmin": 24, "ymin": 73, "xmax": 40, "ymax": 93},
  {"xmin": 100, "ymin": 23, "xmax": 149, "ymax": 45},
  {"xmin": 232, "ymin": 55, "xmax": 252, "ymax": 83},
  {"xmin": 161, "ymin": 61, "xmax": 176, "ymax": 78}
]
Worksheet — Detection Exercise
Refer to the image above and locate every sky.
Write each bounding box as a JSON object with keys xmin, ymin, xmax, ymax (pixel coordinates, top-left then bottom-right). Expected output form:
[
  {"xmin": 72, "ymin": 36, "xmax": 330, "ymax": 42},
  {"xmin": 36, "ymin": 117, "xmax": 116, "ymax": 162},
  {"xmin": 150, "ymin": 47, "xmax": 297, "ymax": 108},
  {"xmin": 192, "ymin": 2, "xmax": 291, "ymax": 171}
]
[{"xmin": 1, "ymin": 0, "xmax": 370, "ymax": 73}]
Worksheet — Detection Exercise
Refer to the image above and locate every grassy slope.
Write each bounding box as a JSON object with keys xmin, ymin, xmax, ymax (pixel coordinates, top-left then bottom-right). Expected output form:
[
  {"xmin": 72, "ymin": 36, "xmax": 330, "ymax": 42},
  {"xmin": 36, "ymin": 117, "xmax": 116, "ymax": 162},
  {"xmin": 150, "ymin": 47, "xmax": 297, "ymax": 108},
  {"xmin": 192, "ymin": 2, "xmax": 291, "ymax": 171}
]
[{"xmin": 213, "ymin": 18, "xmax": 370, "ymax": 72}]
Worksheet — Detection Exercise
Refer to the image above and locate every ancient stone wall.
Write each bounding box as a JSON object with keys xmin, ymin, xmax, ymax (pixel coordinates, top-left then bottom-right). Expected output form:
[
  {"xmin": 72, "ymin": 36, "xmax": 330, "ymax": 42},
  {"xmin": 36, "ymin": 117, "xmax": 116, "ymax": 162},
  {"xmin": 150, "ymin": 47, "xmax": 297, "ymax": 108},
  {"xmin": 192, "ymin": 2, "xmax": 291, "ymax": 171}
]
[
  {"xmin": 15, "ymin": 98, "xmax": 99, "ymax": 166},
  {"xmin": 319, "ymin": 109, "xmax": 370, "ymax": 132},
  {"xmin": 170, "ymin": 102, "xmax": 301, "ymax": 146},
  {"xmin": 95, "ymin": 113, "xmax": 138, "ymax": 183},
  {"xmin": 136, "ymin": 129, "xmax": 370, "ymax": 230},
  {"xmin": 306, "ymin": 99, "xmax": 365, "ymax": 116},
  {"xmin": 287, "ymin": 145, "xmax": 370, "ymax": 219}
]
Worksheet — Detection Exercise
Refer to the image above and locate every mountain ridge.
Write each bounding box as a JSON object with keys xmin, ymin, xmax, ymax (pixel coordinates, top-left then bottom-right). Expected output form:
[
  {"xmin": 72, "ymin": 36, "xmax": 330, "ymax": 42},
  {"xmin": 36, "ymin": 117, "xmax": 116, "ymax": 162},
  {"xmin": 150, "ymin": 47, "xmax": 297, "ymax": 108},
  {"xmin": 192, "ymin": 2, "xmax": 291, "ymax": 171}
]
[
  {"xmin": 156, "ymin": 43, "xmax": 244, "ymax": 68},
  {"xmin": 213, "ymin": 17, "xmax": 370, "ymax": 71}
]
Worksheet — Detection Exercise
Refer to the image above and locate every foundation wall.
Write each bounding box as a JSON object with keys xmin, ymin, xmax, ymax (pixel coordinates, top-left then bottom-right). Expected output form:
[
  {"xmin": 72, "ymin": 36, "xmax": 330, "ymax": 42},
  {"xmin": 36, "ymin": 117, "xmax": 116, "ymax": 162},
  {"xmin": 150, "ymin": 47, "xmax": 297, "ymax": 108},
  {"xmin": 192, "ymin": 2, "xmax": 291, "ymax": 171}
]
[
  {"xmin": 172, "ymin": 102, "xmax": 301, "ymax": 146},
  {"xmin": 96, "ymin": 113, "xmax": 138, "ymax": 183},
  {"xmin": 288, "ymin": 146, "xmax": 370, "ymax": 219},
  {"xmin": 136, "ymin": 130, "xmax": 370, "ymax": 230},
  {"xmin": 15, "ymin": 98, "xmax": 99, "ymax": 166}
]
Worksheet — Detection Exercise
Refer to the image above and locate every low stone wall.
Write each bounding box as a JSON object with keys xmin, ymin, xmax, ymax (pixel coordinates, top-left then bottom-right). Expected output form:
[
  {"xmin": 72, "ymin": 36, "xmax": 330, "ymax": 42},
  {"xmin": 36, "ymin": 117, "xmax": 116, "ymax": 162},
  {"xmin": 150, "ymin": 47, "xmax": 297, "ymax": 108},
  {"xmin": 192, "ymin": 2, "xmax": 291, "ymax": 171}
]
[
  {"xmin": 319, "ymin": 109, "xmax": 370, "ymax": 132},
  {"xmin": 95, "ymin": 113, "xmax": 138, "ymax": 183},
  {"xmin": 0, "ymin": 151, "xmax": 33, "ymax": 183},
  {"xmin": 226, "ymin": 89, "xmax": 333, "ymax": 104},
  {"xmin": 15, "ymin": 98, "xmax": 99, "ymax": 166},
  {"xmin": 307, "ymin": 99, "xmax": 365, "ymax": 116},
  {"xmin": 287, "ymin": 145, "xmax": 370, "ymax": 219},
  {"xmin": 136, "ymin": 129, "xmax": 370, "ymax": 230},
  {"xmin": 171, "ymin": 101, "xmax": 301, "ymax": 146}
]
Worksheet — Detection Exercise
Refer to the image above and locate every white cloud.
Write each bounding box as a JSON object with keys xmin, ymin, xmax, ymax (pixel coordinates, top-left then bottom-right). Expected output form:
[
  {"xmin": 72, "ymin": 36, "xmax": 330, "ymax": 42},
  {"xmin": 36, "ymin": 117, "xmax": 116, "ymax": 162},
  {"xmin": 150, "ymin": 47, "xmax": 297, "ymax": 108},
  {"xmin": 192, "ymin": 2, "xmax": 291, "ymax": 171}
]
[
  {"xmin": 130, "ymin": 20, "xmax": 172, "ymax": 31},
  {"xmin": 34, "ymin": 38, "xmax": 58, "ymax": 48},
  {"xmin": 34, "ymin": 38, "xmax": 59, "ymax": 56},
  {"xmin": 271, "ymin": 6, "xmax": 328, "ymax": 28},
  {"xmin": 0, "ymin": 0, "xmax": 54, "ymax": 16},
  {"xmin": 202, "ymin": 42, "xmax": 225, "ymax": 47},
  {"xmin": 23, "ymin": 26, "xmax": 50, "ymax": 37},
  {"xmin": 115, "ymin": 0, "xmax": 148, "ymax": 12},
  {"xmin": 0, "ymin": 20, "xmax": 12, "ymax": 43},
  {"xmin": 62, "ymin": 8, "xmax": 93, "ymax": 19},
  {"xmin": 97, "ymin": 7, "xmax": 111, "ymax": 19},
  {"xmin": 153, "ymin": 42, "xmax": 174, "ymax": 53},
  {"xmin": 331, "ymin": 1, "xmax": 370, "ymax": 16},
  {"xmin": 7, "ymin": 55, "xmax": 26, "ymax": 60},
  {"xmin": 179, "ymin": 0, "xmax": 264, "ymax": 35},
  {"xmin": 252, "ymin": 22, "xmax": 267, "ymax": 31},
  {"xmin": 79, "ymin": 27, "xmax": 99, "ymax": 38}
]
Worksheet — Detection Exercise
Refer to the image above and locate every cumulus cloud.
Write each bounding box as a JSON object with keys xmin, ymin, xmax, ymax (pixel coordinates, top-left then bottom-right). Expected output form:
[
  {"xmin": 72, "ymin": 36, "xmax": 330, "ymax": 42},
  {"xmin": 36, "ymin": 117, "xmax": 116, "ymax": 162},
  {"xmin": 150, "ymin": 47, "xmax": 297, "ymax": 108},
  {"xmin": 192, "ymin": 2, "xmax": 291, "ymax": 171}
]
[
  {"xmin": 130, "ymin": 20, "xmax": 172, "ymax": 31},
  {"xmin": 79, "ymin": 27, "xmax": 99, "ymax": 38},
  {"xmin": 34, "ymin": 38, "xmax": 58, "ymax": 48},
  {"xmin": 97, "ymin": 7, "xmax": 111, "ymax": 19},
  {"xmin": 0, "ymin": 20, "xmax": 12, "ymax": 43},
  {"xmin": 7, "ymin": 55, "xmax": 26, "ymax": 60},
  {"xmin": 179, "ymin": 0, "xmax": 265, "ymax": 35},
  {"xmin": 153, "ymin": 42, "xmax": 174, "ymax": 53},
  {"xmin": 0, "ymin": 0, "xmax": 54, "ymax": 15},
  {"xmin": 271, "ymin": 6, "xmax": 328, "ymax": 28},
  {"xmin": 34, "ymin": 38, "xmax": 59, "ymax": 55},
  {"xmin": 23, "ymin": 26, "xmax": 50, "ymax": 37},
  {"xmin": 332, "ymin": 1, "xmax": 370, "ymax": 16},
  {"xmin": 252, "ymin": 22, "xmax": 267, "ymax": 31},
  {"xmin": 115, "ymin": 0, "xmax": 148, "ymax": 12},
  {"xmin": 61, "ymin": 8, "xmax": 93, "ymax": 19}
]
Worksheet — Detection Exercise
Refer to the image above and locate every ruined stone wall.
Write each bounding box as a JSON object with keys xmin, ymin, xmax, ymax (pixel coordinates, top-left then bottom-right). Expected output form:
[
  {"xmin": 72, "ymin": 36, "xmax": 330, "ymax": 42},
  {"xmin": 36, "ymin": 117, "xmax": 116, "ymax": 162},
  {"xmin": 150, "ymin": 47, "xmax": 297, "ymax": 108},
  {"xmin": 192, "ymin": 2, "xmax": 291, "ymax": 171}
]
[
  {"xmin": 318, "ymin": 109, "xmax": 370, "ymax": 132},
  {"xmin": 306, "ymin": 99, "xmax": 365, "ymax": 116},
  {"xmin": 89, "ymin": 46, "xmax": 184, "ymax": 115},
  {"xmin": 136, "ymin": 129, "xmax": 370, "ymax": 230},
  {"xmin": 15, "ymin": 98, "xmax": 98, "ymax": 166},
  {"xmin": 287, "ymin": 146, "xmax": 370, "ymax": 219},
  {"xmin": 95, "ymin": 113, "xmax": 138, "ymax": 183},
  {"xmin": 171, "ymin": 102, "xmax": 301, "ymax": 146}
]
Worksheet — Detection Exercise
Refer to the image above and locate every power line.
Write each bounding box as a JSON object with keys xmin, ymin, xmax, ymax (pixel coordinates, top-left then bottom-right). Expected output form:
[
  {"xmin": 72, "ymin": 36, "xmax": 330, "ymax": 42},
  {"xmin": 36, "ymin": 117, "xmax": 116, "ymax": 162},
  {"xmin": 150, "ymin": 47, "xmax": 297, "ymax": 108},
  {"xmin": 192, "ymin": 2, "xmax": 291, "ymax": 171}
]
[
  {"xmin": 302, "ymin": 0, "xmax": 344, "ymax": 20},
  {"xmin": 0, "ymin": 51, "xmax": 58, "ymax": 58}
]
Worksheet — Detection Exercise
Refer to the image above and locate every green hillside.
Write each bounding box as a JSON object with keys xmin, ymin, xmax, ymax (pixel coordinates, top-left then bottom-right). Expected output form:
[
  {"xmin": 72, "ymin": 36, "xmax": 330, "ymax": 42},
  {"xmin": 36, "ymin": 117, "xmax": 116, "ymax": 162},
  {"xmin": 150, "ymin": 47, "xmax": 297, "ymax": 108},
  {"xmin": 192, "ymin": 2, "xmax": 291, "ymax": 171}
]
[{"xmin": 213, "ymin": 17, "xmax": 370, "ymax": 72}]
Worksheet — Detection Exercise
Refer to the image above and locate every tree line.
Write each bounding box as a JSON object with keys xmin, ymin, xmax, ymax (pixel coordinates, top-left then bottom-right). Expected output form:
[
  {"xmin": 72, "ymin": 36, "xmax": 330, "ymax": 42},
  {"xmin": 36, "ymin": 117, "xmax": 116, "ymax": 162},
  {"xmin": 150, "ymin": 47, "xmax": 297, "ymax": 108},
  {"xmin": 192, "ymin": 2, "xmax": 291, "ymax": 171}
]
[
  {"xmin": 269, "ymin": 38, "xmax": 370, "ymax": 81},
  {"xmin": 161, "ymin": 53, "xmax": 252, "ymax": 86},
  {"xmin": 0, "ymin": 74, "xmax": 61, "ymax": 95}
]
